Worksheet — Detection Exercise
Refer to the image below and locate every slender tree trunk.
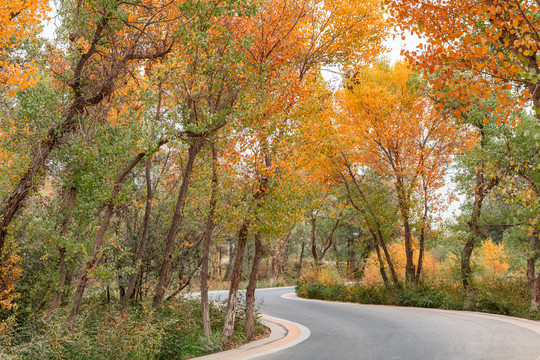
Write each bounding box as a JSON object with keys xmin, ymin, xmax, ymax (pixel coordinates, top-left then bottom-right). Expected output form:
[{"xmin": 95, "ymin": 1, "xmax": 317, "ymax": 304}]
[
  {"xmin": 461, "ymin": 170, "xmax": 487, "ymax": 295},
  {"xmin": 317, "ymin": 217, "xmax": 341, "ymax": 263},
  {"xmin": 371, "ymin": 235, "xmax": 391, "ymax": 292},
  {"xmin": 68, "ymin": 151, "xmax": 150, "ymax": 325},
  {"xmin": 246, "ymin": 233, "xmax": 264, "ymax": 341},
  {"xmin": 201, "ymin": 143, "xmax": 218, "ymax": 338},
  {"xmin": 223, "ymin": 242, "xmax": 234, "ymax": 281},
  {"xmin": 396, "ymin": 183, "xmax": 415, "ymax": 283},
  {"xmin": 310, "ymin": 215, "xmax": 318, "ymax": 264},
  {"xmin": 222, "ymin": 219, "xmax": 250, "ymax": 346},
  {"xmin": 49, "ymin": 187, "xmax": 77, "ymax": 312},
  {"xmin": 271, "ymin": 231, "xmax": 291, "ymax": 286},
  {"xmin": 298, "ymin": 241, "xmax": 305, "ymax": 277},
  {"xmin": 153, "ymin": 138, "xmax": 205, "ymax": 307},
  {"xmin": 415, "ymin": 187, "xmax": 429, "ymax": 282},
  {"xmin": 124, "ymin": 157, "xmax": 153, "ymax": 301},
  {"xmin": 377, "ymin": 229, "xmax": 399, "ymax": 287},
  {"xmin": 223, "ymin": 154, "xmax": 270, "ymax": 346}
]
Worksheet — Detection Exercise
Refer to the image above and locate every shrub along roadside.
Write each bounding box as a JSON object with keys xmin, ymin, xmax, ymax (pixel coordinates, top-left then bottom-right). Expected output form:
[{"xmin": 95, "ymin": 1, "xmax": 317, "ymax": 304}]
[
  {"xmin": 0, "ymin": 297, "xmax": 266, "ymax": 360},
  {"xmin": 296, "ymin": 278, "xmax": 540, "ymax": 321}
]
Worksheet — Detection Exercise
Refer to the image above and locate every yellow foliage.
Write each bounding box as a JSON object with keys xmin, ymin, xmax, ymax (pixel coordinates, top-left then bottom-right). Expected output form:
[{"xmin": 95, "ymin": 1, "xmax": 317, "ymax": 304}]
[
  {"xmin": 300, "ymin": 264, "xmax": 342, "ymax": 287},
  {"xmin": 363, "ymin": 241, "xmax": 439, "ymax": 285},
  {"xmin": 478, "ymin": 239, "xmax": 509, "ymax": 275}
]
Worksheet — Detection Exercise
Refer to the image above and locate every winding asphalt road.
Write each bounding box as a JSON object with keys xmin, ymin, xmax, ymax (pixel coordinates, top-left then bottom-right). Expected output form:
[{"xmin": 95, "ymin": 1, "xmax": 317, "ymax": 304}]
[{"xmin": 211, "ymin": 286, "xmax": 540, "ymax": 360}]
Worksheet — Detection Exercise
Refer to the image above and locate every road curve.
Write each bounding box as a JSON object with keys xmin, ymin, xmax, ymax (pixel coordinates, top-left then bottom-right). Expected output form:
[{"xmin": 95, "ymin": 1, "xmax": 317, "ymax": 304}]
[{"xmin": 227, "ymin": 287, "xmax": 540, "ymax": 360}]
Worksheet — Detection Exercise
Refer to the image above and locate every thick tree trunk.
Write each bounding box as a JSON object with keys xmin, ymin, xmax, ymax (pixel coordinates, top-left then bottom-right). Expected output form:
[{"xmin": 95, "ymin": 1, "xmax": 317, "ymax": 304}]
[
  {"xmin": 201, "ymin": 143, "xmax": 218, "ymax": 338},
  {"xmin": 245, "ymin": 233, "xmax": 264, "ymax": 341},
  {"xmin": 222, "ymin": 219, "xmax": 250, "ymax": 346},
  {"xmin": 124, "ymin": 157, "xmax": 153, "ymax": 301},
  {"xmin": 68, "ymin": 151, "xmax": 149, "ymax": 325},
  {"xmin": 49, "ymin": 187, "xmax": 78, "ymax": 312},
  {"xmin": 153, "ymin": 138, "xmax": 205, "ymax": 307}
]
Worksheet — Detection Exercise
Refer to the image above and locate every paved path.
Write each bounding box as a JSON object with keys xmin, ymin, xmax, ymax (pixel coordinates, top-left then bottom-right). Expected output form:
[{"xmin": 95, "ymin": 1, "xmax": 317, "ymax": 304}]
[{"xmin": 211, "ymin": 287, "xmax": 540, "ymax": 360}]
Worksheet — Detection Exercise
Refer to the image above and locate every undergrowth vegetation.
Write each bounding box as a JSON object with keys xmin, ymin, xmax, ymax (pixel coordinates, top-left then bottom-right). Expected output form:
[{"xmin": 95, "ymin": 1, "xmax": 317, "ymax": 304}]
[
  {"xmin": 297, "ymin": 243, "xmax": 540, "ymax": 321},
  {"xmin": 0, "ymin": 297, "xmax": 265, "ymax": 360}
]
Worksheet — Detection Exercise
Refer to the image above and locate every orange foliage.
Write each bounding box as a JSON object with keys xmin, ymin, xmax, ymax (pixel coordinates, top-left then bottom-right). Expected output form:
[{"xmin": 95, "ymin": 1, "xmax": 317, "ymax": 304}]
[
  {"xmin": 387, "ymin": 0, "xmax": 540, "ymax": 124},
  {"xmin": 0, "ymin": 248, "xmax": 22, "ymax": 310},
  {"xmin": 0, "ymin": 0, "xmax": 49, "ymax": 94}
]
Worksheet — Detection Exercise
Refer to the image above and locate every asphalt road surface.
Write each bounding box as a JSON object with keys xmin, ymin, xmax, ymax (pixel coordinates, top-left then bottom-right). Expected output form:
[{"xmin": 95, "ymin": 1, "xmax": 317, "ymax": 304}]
[{"xmin": 211, "ymin": 286, "xmax": 540, "ymax": 360}]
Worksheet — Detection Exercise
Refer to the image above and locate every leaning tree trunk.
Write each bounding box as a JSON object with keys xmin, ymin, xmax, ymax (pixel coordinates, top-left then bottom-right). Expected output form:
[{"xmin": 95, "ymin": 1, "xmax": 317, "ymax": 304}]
[
  {"xmin": 49, "ymin": 187, "xmax": 78, "ymax": 312},
  {"xmin": 245, "ymin": 233, "xmax": 264, "ymax": 341},
  {"xmin": 153, "ymin": 138, "xmax": 205, "ymax": 307},
  {"xmin": 461, "ymin": 169, "xmax": 492, "ymax": 296},
  {"xmin": 124, "ymin": 157, "xmax": 153, "ymax": 301},
  {"xmin": 201, "ymin": 142, "xmax": 218, "ymax": 338},
  {"xmin": 223, "ymin": 153, "xmax": 270, "ymax": 346},
  {"xmin": 68, "ymin": 151, "xmax": 150, "ymax": 325},
  {"xmin": 222, "ymin": 219, "xmax": 250, "ymax": 346},
  {"xmin": 370, "ymin": 234, "xmax": 391, "ymax": 292}
]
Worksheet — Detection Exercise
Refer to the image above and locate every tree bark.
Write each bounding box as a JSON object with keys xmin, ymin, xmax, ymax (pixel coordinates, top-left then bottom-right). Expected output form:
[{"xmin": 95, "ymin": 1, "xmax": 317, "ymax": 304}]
[
  {"xmin": 371, "ymin": 234, "xmax": 391, "ymax": 292},
  {"xmin": 245, "ymin": 233, "xmax": 264, "ymax": 341},
  {"xmin": 222, "ymin": 219, "xmax": 250, "ymax": 346},
  {"xmin": 223, "ymin": 153, "xmax": 270, "ymax": 346},
  {"xmin": 124, "ymin": 157, "xmax": 153, "ymax": 301},
  {"xmin": 527, "ymin": 216, "xmax": 540, "ymax": 311},
  {"xmin": 298, "ymin": 241, "xmax": 305, "ymax": 277},
  {"xmin": 49, "ymin": 187, "xmax": 78, "ymax": 312},
  {"xmin": 153, "ymin": 138, "xmax": 205, "ymax": 307},
  {"xmin": 461, "ymin": 169, "xmax": 497, "ymax": 294},
  {"xmin": 395, "ymin": 179, "xmax": 416, "ymax": 284},
  {"xmin": 201, "ymin": 142, "xmax": 219, "ymax": 338},
  {"xmin": 271, "ymin": 230, "xmax": 291, "ymax": 286},
  {"xmin": 223, "ymin": 242, "xmax": 234, "ymax": 281}
]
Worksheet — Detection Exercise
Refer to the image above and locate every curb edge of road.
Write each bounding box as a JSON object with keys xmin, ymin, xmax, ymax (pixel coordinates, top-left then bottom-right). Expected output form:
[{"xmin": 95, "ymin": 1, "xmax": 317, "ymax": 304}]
[
  {"xmin": 283, "ymin": 292, "xmax": 540, "ymax": 336},
  {"xmin": 192, "ymin": 314, "xmax": 311, "ymax": 360}
]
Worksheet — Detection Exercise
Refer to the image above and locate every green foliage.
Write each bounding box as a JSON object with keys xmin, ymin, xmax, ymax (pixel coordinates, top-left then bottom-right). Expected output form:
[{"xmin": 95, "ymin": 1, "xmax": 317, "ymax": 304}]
[
  {"xmin": 296, "ymin": 278, "xmax": 540, "ymax": 320},
  {"xmin": 2, "ymin": 297, "xmax": 265, "ymax": 360}
]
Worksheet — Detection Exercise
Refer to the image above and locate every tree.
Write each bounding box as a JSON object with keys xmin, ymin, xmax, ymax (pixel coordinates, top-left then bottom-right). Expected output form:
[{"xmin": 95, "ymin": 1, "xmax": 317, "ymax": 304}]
[
  {"xmin": 335, "ymin": 61, "xmax": 473, "ymax": 284},
  {"xmin": 387, "ymin": 0, "xmax": 540, "ymax": 123},
  {"xmin": 0, "ymin": 0, "xmax": 178, "ymax": 258}
]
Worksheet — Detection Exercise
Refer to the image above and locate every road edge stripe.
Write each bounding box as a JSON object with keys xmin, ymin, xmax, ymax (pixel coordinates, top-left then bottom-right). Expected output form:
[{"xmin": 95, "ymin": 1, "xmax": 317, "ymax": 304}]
[{"xmin": 192, "ymin": 314, "xmax": 310, "ymax": 360}]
